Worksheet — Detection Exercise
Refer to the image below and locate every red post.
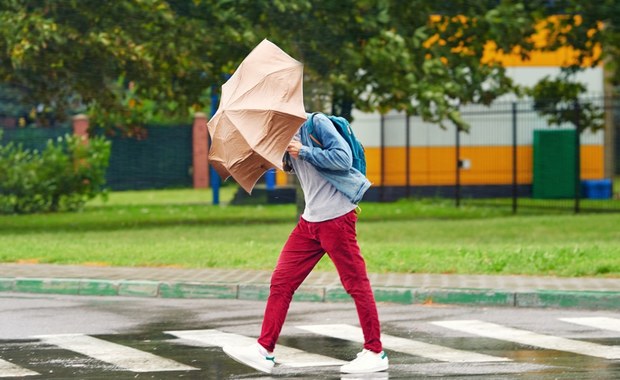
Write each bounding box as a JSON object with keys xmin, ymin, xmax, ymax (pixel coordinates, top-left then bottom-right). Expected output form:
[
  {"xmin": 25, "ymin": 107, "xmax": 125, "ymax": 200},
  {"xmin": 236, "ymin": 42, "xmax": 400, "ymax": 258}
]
[
  {"xmin": 72, "ymin": 114, "xmax": 89, "ymax": 143},
  {"xmin": 192, "ymin": 112, "xmax": 209, "ymax": 188}
]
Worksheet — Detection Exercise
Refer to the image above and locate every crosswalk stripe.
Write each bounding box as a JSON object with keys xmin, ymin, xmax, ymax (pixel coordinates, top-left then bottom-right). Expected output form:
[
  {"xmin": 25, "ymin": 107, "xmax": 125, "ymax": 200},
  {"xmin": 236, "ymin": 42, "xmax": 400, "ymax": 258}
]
[
  {"xmin": 166, "ymin": 329, "xmax": 345, "ymax": 368},
  {"xmin": 559, "ymin": 317, "xmax": 620, "ymax": 333},
  {"xmin": 432, "ymin": 320, "xmax": 620, "ymax": 360},
  {"xmin": 296, "ymin": 324, "xmax": 510, "ymax": 363},
  {"xmin": 35, "ymin": 334, "xmax": 197, "ymax": 372},
  {"xmin": 0, "ymin": 358, "xmax": 39, "ymax": 378}
]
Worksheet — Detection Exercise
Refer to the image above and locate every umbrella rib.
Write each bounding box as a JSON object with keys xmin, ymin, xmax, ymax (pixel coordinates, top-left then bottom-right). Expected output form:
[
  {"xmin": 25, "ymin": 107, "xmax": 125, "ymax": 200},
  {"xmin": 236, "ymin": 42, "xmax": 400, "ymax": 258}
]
[{"xmin": 218, "ymin": 109, "xmax": 304, "ymax": 151}]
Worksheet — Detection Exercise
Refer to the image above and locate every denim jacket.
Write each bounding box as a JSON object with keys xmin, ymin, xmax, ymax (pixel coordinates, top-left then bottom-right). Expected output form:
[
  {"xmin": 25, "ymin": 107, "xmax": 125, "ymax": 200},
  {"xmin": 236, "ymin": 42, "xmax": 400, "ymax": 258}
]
[{"xmin": 297, "ymin": 113, "xmax": 371, "ymax": 204}]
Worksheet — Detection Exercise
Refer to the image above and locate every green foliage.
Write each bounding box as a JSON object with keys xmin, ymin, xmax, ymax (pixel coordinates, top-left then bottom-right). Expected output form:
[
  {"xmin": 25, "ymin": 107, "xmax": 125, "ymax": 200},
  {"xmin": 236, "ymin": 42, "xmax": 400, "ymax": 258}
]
[
  {"xmin": 537, "ymin": 1, "xmax": 616, "ymax": 75},
  {"xmin": 0, "ymin": 85, "xmax": 31, "ymax": 121},
  {"xmin": 529, "ymin": 76, "xmax": 605, "ymax": 132},
  {"xmin": 0, "ymin": 133, "xmax": 111, "ymax": 213},
  {"xmin": 0, "ymin": 0, "xmax": 615, "ymax": 132},
  {"xmin": 348, "ymin": 1, "xmax": 536, "ymax": 130},
  {"xmin": 0, "ymin": 0, "xmax": 217, "ymax": 132}
]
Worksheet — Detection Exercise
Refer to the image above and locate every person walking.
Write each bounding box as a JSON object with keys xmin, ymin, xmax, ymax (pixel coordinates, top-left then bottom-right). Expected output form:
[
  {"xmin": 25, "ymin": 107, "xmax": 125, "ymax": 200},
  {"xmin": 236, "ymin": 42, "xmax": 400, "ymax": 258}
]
[{"xmin": 223, "ymin": 113, "xmax": 388, "ymax": 375}]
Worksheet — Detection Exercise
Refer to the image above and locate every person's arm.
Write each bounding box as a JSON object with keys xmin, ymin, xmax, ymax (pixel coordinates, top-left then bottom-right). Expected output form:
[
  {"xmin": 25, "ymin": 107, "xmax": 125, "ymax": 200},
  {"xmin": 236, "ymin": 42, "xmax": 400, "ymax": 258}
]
[{"xmin": 298, "ymin": 114, "xmax": 352, "ymax": 171}]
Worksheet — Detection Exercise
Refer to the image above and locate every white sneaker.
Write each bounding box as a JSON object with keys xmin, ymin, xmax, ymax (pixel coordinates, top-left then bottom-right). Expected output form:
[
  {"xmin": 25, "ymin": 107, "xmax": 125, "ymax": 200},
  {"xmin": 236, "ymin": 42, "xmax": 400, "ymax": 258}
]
[
  {"xmin": 223, "ymin": 343, "xmax": 275, "ymax": 374},
  {"xmin": 340, "ymin": 349, "xmax": 388, "ymax": 374}
]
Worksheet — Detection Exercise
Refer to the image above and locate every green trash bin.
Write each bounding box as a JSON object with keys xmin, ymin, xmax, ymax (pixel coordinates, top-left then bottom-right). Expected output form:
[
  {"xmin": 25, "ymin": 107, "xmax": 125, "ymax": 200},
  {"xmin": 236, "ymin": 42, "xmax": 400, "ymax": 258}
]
[{"xmin": 532, "ymin": 129, "xmax": 577, "ymax": 199}]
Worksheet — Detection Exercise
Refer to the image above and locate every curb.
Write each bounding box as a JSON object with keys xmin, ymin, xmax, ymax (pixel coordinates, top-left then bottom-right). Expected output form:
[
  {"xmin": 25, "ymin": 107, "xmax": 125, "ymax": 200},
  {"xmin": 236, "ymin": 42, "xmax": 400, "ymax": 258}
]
[{"xmin": 1, "ymin": 277, "xmax": 619, "ymax": 310}]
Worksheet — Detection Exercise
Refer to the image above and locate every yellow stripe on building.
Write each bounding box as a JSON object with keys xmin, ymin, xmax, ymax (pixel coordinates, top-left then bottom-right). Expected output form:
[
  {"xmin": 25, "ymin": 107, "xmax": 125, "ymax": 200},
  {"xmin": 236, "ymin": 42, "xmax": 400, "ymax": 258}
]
[{"xmin": 365, "ymin": 145, "xmax": 603, "ymax": 186}]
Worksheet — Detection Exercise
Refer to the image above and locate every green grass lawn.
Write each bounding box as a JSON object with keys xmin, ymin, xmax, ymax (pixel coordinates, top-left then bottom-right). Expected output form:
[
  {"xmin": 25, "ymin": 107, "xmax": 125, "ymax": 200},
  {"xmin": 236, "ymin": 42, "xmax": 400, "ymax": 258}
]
[{"xmin": 1, "ymin": 187, "xmax": 619, "ymax": 277}]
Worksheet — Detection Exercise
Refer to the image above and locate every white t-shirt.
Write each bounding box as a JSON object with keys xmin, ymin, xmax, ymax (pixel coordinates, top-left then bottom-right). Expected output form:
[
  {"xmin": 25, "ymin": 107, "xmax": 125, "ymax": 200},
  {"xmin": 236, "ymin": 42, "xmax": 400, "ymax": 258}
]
[{"xmin": 291, "ymin": 134, "xmax": 356, "ymax": 222}]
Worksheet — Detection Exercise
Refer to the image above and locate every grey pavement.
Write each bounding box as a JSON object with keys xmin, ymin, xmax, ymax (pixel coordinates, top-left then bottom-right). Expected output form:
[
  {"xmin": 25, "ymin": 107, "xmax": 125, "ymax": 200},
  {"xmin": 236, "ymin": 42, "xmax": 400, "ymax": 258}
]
[
  {"xmin": 1, "ymin": 263, "xmax": 620, "ymax": 291},
  {"xmin": 1, "ymin": 263, "xmax": 619, "ymax": 309}
]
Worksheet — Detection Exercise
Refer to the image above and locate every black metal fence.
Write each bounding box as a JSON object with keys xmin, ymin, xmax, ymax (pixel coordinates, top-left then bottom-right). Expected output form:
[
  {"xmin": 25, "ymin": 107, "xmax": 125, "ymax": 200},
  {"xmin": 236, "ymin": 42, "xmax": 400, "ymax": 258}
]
[
  {"xmin": 2, "ymin": 95, "xmax": 619, "ymax": 213},
  {"xmin": 0, "ymin": 122, "xmax": 193, "ymax": 191},
  {"xmin": 100, "ymin": 126, "xmax": 193, "ymax": 191},
  {"xmin": 0, "ymin": 122, "xmax": 71, "ymax": 151},
  {"xmin": 366, "ymin": 96, "xmax": 619, "ymax": 212}
]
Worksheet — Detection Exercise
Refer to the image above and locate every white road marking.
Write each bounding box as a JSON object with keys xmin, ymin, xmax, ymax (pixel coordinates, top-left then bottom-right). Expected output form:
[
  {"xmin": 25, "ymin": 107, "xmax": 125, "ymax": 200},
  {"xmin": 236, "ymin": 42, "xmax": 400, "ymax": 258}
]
[
  {"xmin": 432, "ymin": 320, "xmax": 620, "ymax": 360},
  {"xmin": 296, "ymin": 324, "xmax": 510, "ymax": 363},
  {"xmin": 0, "ymin": 358, "xmax": 39, "ymax": 378},
  {"xmin": 560, "ymin": 317, "xmax": 620, "ymax": 333},
  {"xmin": 36, "ymin": 334, "xmax": 197, "ymax": 372},
  {"xmin": 166, "ymin": 329, "xmax": 345, "ymax": 368}
]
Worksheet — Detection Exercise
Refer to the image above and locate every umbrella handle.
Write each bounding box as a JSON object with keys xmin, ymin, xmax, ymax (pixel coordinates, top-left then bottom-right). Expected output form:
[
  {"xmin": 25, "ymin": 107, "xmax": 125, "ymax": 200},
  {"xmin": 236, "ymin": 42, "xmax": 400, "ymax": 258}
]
[{"xmin": 283, "ymin": 152, "xmax": 294, "ymax": 173}]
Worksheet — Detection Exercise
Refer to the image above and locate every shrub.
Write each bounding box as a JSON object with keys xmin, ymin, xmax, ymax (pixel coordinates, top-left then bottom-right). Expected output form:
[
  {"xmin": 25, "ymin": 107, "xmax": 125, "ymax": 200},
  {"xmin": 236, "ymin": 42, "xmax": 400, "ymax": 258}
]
[{"xmin": 0, "ymin": 133, "xmax": 111, "ymax": 214}]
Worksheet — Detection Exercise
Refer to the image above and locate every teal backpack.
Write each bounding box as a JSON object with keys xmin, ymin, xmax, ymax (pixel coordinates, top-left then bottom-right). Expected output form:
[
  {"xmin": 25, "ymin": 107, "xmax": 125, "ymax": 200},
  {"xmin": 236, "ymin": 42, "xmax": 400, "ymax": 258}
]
[{"xmin": 306, "ymin": 112, "xmax": 367, "ymax": 176}]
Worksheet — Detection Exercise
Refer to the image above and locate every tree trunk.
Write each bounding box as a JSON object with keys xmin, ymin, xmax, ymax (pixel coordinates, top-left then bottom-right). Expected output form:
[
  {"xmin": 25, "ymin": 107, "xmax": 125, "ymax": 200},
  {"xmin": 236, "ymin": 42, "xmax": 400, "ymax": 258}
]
[{"xmin": 331, "ymin": 86, "xmax": 354, "ymax": 121}]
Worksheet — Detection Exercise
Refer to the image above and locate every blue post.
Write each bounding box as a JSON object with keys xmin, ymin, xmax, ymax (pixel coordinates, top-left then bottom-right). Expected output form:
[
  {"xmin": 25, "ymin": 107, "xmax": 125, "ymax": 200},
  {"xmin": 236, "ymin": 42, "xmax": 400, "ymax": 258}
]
[
  {"xmin": 265, "ymin": 169, "xmax": 276, "ymax": 190},
  {"xmin": 210, "ymin": 85, "xmax": 221, "ymax": 205}
]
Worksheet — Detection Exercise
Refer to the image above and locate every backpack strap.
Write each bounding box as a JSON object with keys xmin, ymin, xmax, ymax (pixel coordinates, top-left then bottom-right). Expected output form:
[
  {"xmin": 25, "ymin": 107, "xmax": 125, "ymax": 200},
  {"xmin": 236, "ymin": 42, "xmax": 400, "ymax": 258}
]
[{"xmin": 307, "ymin": 112, "xmax": 323, "ymax": 148}]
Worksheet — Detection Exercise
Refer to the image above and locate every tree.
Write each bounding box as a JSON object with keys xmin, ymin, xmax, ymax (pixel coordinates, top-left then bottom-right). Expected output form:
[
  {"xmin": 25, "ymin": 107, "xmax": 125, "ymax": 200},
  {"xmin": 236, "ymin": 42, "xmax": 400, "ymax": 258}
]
[
  {"xmin": 266, "ymin": 0, "xmax": 613, "ymax": 132},
  {"xmin": 0, "ymin": 0, "xmax": 242, "ymax": 132},
  {"xmin": 529, "ymin": 76, "xmax": 604, "ymax": 133},
  {"xmin": 0, "ymin": 0, "xmax": 614, "ymax": 133},
  {"xmin": 523, "ymin": 1, "xmax": 617, "ymax": 133},
  {"xmin": 354, "ymin": 1, "xmax": 538, "ymax": 130},
  {"xmin": 257, "ymin": 1, "xmax": 541, "ymax": 130}
]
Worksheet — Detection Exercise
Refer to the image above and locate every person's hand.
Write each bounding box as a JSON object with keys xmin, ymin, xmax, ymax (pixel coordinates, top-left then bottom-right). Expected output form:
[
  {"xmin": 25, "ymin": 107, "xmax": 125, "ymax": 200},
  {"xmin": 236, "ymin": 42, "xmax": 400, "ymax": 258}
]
[{"xmin": 287, "ymin": 140, "xmax": 302, "ymax": 159}]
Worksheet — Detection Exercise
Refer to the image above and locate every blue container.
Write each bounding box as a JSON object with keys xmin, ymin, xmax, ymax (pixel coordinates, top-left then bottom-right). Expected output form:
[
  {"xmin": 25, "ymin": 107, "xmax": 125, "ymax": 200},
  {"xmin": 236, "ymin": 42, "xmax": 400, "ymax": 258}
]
[
  {"xmin": 581, "ymin": 179, "xmax": 613, "ymax": 199},
  {"xmin": 265, "ymin": 169, "xmax": 276, "ymax": 190}
]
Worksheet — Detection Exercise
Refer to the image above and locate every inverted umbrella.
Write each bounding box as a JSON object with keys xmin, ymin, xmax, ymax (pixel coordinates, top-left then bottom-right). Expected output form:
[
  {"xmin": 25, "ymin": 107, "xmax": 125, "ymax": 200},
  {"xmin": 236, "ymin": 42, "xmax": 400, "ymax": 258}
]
[{"xmin": 207, "ymin": 39, "xmax": 306, "ymax": 194}]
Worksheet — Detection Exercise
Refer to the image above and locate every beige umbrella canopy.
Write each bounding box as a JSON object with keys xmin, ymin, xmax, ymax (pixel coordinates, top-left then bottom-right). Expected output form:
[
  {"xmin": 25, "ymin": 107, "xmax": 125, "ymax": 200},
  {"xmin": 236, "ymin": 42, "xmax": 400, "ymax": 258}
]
[{"xmin": 207, "ymin": 39, "xmax": 306, "ymax": 194}]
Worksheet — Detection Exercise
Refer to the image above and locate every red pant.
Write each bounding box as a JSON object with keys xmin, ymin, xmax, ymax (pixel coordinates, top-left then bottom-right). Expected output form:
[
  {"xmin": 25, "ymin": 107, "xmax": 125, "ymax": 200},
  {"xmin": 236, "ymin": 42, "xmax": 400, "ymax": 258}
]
[{"xmin": 258, "ymin": 210, "xmax": 382, "ymax": 353}]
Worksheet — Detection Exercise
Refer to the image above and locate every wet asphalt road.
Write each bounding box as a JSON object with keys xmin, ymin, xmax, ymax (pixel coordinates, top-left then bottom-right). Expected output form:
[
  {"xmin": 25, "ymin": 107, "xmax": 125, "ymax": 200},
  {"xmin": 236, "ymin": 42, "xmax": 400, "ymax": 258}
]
[{"xmin": 1, "ymin": 293, "xmax": 619, "ymax": 379}]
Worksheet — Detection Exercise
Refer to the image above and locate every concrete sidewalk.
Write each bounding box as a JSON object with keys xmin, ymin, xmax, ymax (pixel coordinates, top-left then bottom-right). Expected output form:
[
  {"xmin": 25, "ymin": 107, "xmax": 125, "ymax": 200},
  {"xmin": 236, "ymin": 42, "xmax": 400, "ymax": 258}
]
[{"xmin": 1, "ymin": 263, "xmax": 619, "ymax": 310}]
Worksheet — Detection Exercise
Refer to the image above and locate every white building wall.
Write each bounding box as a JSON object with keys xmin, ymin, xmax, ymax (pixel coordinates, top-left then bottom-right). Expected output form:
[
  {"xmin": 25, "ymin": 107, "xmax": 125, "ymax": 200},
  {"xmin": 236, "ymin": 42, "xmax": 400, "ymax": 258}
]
[{"xmin": 351, "ymin": 66, "xmax": 605, "ymax": 147}]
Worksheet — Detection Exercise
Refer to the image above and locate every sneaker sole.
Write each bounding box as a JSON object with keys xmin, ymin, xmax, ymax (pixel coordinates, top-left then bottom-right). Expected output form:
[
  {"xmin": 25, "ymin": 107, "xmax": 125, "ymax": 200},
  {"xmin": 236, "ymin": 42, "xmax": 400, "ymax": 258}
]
[{"xmin": 340, "ymin": 363, "xmax": 389, "ymax": 374}]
